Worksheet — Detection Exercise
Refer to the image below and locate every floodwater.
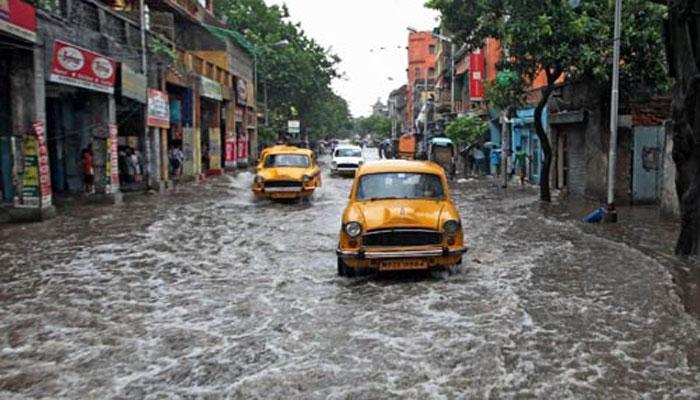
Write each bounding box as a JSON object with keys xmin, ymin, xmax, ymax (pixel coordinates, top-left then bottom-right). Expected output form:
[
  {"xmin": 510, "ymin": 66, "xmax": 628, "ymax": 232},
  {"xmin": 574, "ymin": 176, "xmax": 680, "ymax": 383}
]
[{"xmin": 1, "ymin": 151, "xmax": 700, "ymax": 399}]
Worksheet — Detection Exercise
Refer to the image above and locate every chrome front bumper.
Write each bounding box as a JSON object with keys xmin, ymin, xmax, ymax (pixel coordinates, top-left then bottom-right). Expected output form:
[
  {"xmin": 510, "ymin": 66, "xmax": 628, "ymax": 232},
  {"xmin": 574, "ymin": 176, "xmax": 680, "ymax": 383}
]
[{"xmin": 336, "ymin": 247, "xmax": 468, "ymax": 260}]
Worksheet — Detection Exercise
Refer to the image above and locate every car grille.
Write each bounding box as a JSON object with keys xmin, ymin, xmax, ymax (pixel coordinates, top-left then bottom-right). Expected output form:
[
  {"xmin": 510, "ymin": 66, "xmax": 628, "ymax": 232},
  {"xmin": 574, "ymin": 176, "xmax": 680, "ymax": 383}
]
[
  {"xmin": 265, "ymin": 180, "xmax": 301, "ymax": 188},
  {"xmin": 337, "ymin": 163, "xmax": 357, "ymax": 169},
  {"xmin": 362, "ymin": 230, "xmax": 442, "ymax": 247}
]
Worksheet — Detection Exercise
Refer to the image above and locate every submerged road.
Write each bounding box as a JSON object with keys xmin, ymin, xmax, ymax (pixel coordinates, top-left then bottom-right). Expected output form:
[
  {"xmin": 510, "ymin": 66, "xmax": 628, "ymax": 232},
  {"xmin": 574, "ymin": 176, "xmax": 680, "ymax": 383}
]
[{"xmin": 1, "ymin": 151, "xmax": 699, "ymax": 399}]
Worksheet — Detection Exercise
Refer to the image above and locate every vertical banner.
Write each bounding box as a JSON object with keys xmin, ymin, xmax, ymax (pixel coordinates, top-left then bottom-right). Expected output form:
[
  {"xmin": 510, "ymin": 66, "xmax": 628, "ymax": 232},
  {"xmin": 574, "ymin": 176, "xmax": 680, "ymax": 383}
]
[
  {"xmin": 108, "ymin": 124, "xmax": 119, "ymax": 191},
  {"xmin": 34, "ymin": 122, "xmax": 51, "ymax": 207},
  {"xmin": 21, "ymin": 135, "xmax": 39, "ymax": 207},
  {"xmin": 182, "ymin": 127, "xmax": 194, "ymax": 176},
  {"xmin": 208, "ymin": 128, "xmax": 221, "ymax": 170},
  {"xmin": 469, "ymin": 48, "xmax": 485, "ymax": 100},
  {"xmin": 224, "ymin": 135, "xmax": 237, "ymax": 168},
  {"xmin": 237, "ymin": 132, "xmax": 248, "ymax": 165}
]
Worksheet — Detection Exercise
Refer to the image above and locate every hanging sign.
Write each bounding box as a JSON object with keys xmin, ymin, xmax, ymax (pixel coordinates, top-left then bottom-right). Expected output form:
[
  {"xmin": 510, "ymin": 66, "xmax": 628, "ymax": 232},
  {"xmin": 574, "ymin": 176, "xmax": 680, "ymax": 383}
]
[
  {"xmin": 469, "ymin": 48, "xmax": 485, "ymax": 101},
  {"xmin": 120, "ymin": 64, "xmax": 147, "ymax": 103},
  {"xmin": 49, "ymin": 40, "xmax": 116, "ymax": 94},
  {"xmin": 0, "ymin": 0, "xmax": 36, "ymax": 43},
  {"xmin": 200, "ymin": 76, "xmax": 223, "ymax": 101},
  {"xmin": 147, "ymin": 89, "xmax": 170, "ymax": 128},
  {"xmin": 237, "ymin": 132, "xmax": 248, "ymax": 161},
  {"xmin": 21, "ymin": 135, "xmax": 39, "ymax": 207},
  {"xmin": 288, "ymin": 120, "xmax": 300, "ymax": 135},
  {"xmin": 225, "ymin": 137, "xmax": 237, "ymax": 168}
]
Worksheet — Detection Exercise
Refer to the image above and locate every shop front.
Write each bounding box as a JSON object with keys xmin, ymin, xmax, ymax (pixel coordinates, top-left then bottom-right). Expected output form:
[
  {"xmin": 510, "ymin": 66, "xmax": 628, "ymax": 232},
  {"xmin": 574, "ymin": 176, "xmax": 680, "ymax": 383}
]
[
  {"xmin": 45, "ymin": 40, "xmax": 120, "ymax": 198},
  {"xmin": 166, "ymin": 82, "xmax": 194, "ymax": 180},
  {"xmin": 235, "ymin": 78, "xmax": 250, "ymax": 168},
  {"xmin": 116, "ymin": 64, "xmax": 147, "ymax": 191},
  {"xmin": 199, "ymin": 75, "xmax": 223, "ymax": 176}
]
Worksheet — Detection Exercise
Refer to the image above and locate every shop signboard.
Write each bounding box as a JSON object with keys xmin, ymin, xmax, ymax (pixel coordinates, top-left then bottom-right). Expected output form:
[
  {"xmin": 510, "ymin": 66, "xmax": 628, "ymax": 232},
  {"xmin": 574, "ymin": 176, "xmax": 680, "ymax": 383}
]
[
  {"xmin": 200, "ymin": 76, "xmax": 223, "ymax": 101},
  {"xmin": 235, "ymin": 108, "xmax": 244, "ymax": 123},
  {"xmin": 288, "ymin": 120, "xmax": 300, "ymax": 135},
  {"xmin": 120, "ymin": 64, "xmax": 147, "ymax": 103},
  {"xmin": 49, "ymin": 40, "xmax": 116, "ymax": 94},
  {"xmin": 0, "ymin": 0, "xmax": 36, "ymax": 43},
  {"xmin": 469, "ymin": 48, "xmax": 485, "ymax": 101},
  {"xmin": 34, "ymin": 121, "xmax": 51, "ymax": 207},
  {"xmin": 147, "ymin": 89, "xmax": 170, "ymax": 128},
  {"xmin": 225, "ymin": 136, "xmax": 237, "ymax": 168},
  {"xmin": 208, "ymin": 128, "xmax": 221, "ymax": 170},
  {"xmin": 108, "ymin": 124, "xmax": 119, "ymax": 191},
  {"xmin": 21, "ymin": 134, "xmax": 39, "ymax": 207},
  {"xmin": 237, "ymin": 79, "xmax": 247, "ymax": 105}
]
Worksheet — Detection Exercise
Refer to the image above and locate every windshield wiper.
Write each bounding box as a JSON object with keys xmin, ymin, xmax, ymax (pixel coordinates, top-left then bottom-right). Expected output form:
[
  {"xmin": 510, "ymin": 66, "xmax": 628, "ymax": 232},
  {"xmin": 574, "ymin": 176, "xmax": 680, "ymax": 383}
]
[{"xmin": 366, "ymin": 196, "xmax": 403, "ymax": 201}]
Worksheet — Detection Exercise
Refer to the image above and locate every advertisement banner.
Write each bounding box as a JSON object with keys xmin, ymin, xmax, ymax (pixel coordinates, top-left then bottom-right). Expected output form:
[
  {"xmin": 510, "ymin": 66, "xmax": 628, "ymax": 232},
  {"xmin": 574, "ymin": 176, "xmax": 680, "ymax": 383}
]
[
  {"xmin": 34, "ymin": 121, "xmax": 51, "ymax": 207},
  {"xmin": 236, "ymin": 79, "xmax": 247, "ymax": 105},
  {"xmin": 237, "ymin": 133, "xmax": 248, "ymax": 161},
  {"xmin": 49, "ymin": 40, "xmax": 116, "ymax": 94},
  {"xmin": 120, "ymin": 64, "xmax": 147, "ymax": 103},
  {"xmin": 200, "ymin": 76, "xmax": 223, "ymax": 101},
  {"xmin": 21, "ymin": 135, "xmax": 39, "ymax": 207},
  {"xmin": 147, "ymin": 89, "xmax": 170, "ymax": 128},
  {"xmin": 224, "ymin": 137, "xmax": 237, "ymax": 168},
  {"xmin": 109, "ymin": 124, "xmax": 119, "ymax": 191},
  {"xmin": 0, "ymin": 0, "xmax": 36, "ymax": 43},
  {"xmin": 469, "ymin": 48, "xmax": 485, "ymax": 101},
  {"xmin": 208, "ymin": 128, "xmax": 222, "ymax": 170}
]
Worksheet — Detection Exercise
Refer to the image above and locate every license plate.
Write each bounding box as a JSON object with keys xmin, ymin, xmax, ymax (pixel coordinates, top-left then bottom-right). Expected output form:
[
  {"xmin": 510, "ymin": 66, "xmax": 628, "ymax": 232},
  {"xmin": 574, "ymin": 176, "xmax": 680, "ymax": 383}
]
[
  {"xmin": 379, "ymin": 259, "xmax": 428, "ymax": 271},
  {"xmin": 265, "ymin": 187, "xmax": 302, "ymax": 193}
]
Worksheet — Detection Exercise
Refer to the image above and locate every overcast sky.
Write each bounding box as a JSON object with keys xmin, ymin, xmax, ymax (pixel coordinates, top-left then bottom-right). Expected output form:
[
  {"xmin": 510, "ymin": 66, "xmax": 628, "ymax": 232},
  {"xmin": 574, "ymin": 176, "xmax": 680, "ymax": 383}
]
[{"xmin": 265, "ymin": 0, "xmax": 439, "ymax": 117}]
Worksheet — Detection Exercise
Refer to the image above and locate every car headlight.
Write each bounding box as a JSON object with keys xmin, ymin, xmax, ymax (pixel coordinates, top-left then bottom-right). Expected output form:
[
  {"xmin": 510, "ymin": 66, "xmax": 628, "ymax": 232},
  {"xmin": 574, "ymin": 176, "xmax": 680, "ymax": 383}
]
[
  {"xmin": 444, "ymin": 220, "xmax": 460, "ymax": 236},
  {"xmin": 254, "ymin": 175, "xmax": 264, "ymax": 184},
  {"xmin": 344, "ymin": 221, "xmax": 362, "ymax": 238}
]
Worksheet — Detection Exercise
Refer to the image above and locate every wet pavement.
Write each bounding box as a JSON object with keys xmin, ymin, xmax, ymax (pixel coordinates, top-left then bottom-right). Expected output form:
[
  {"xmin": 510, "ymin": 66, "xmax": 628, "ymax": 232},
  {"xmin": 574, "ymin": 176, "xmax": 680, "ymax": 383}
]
[{"xmin": 1, "ymin": 152, "xmax": 700, "ymax": 399}]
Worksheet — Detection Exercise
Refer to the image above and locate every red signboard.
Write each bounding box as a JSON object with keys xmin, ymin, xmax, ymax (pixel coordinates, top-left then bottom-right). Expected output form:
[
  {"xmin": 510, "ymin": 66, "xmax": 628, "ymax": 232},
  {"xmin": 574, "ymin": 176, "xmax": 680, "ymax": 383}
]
[
  {"xmin": 33, "ymin": 121, "xmax": 52, "ymax": 207},
  {"xmin": 469, "ymin": 48, "xmax": 485, "ymax": 100},
  {"xmin": 0, "ymin": 0, "xmax": 36, "ymax": 43},
  {"xmin": 49, "ymin": 40, "xmax": 116, "ymax": 94},
  {"xmin": 147, "ymin": 89, "xmax": 170, "ymax": 128},
  {"xmin": 224, "ymin": 137, "xmax": 237, "ymax": 168}
]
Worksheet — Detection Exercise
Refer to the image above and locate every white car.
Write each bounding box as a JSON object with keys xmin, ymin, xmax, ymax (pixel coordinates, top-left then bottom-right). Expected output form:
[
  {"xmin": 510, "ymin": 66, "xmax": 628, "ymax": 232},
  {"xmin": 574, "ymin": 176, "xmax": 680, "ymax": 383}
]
[{"xmin": 331, "ymin": 145, "xmax": 364, "ymax": 176}]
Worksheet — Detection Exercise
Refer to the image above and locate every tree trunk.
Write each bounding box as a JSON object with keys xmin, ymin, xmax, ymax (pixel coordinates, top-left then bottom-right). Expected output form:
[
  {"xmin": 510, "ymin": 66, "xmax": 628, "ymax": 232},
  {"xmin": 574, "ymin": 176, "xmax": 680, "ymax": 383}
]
[
  {"xmin": 668, "ymin": 0, "xmax": 700, "ymax": 256},
  {"xmin": 534, "ymin": 84, "xmax": 555, "ymax": 203}
]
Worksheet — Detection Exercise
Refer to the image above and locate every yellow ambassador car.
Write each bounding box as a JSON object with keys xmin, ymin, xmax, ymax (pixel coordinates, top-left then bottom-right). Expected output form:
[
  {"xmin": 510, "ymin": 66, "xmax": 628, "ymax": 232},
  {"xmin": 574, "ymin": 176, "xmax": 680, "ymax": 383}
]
[
  {"xmin": 252, "ymin": 145, "xmax": 322, "ymax": 200},
  {"xmin": 336, "ymin": 160, "xmax": 467, "ymax": 276}
]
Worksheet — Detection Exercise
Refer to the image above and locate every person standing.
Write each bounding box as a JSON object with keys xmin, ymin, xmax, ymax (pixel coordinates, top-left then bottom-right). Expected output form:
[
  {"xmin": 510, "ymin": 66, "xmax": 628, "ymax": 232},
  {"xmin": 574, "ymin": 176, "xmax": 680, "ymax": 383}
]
[
  {"xmin": 473, "ymin": 146, "xmax": 486, "ymax": 176},
  {"xmin": 490, "ymin": 149, "xmax": 501, "ymax": 176},
  {"xmin": 170, "ymin": 145, "xmax": 184, "ymax": 179},
  {"xmin": 81, "ymin": 145, "xmax": 94, "ymax": 194},
  {"xmin": 515, "ymin": 146, "xmax": 527, "ymax": 185}
]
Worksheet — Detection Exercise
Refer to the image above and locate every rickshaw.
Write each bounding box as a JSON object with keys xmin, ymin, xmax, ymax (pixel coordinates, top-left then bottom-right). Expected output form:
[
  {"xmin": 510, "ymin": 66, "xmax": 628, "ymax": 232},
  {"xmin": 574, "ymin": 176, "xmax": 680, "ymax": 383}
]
[{"xmin": 428, "ymin": 137, "xmax": 457, "ymax": 180}]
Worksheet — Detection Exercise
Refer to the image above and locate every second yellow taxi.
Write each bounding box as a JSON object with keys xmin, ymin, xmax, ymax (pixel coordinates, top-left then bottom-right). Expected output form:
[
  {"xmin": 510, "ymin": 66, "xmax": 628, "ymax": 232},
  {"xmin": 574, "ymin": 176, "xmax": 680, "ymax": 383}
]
[
  {"xmin": 336, "ymin": 160, "xmax": 467, "ymax": 276},
  {"xmin": 252, "ymin": 145, "xmax": 322, "ymax": 200}
]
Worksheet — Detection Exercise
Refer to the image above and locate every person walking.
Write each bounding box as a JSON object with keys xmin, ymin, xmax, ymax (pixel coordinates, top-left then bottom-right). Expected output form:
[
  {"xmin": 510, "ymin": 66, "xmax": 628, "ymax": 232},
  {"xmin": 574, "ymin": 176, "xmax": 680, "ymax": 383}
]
[
  {"xmin": 473, "ymin": 146, "xmax": 486, "ymax": 176},
  {"xmin": 170, "ymin": 145, "xmax": 184, "ymax": 179},
  {"xmin": 81, "ymin": 145, "xmax": 94, "ymax": 194},
  {"xmin": 490, "ymin": 149, "xmax": 501, "ymax": 176}
]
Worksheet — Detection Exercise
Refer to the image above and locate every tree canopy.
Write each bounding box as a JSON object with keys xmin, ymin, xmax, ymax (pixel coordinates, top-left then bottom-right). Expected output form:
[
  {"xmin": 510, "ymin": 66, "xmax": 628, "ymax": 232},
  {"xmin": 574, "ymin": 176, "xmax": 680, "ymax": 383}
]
[
  {"xmin": 445, "ymin": 115, "xmax": 489, "ymax": 146},
  {"xmin": 215, "ymin": 0, "xmax": 351, "ymax": 139},
  {"xmin": 354, "ymin": 115, "xmax": 392, "ymax": 138}
]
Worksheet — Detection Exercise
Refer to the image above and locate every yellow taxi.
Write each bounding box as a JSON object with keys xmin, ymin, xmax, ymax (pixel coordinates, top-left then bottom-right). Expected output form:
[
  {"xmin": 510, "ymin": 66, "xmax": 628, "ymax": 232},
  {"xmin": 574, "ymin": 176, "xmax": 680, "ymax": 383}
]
[
  {"xmin": 336, "ymin": 160, "xmax": 467, "ymax": 276},
  {"xmin": 252, "ymin": 145, "xmax": 322, "ymax": 200}
]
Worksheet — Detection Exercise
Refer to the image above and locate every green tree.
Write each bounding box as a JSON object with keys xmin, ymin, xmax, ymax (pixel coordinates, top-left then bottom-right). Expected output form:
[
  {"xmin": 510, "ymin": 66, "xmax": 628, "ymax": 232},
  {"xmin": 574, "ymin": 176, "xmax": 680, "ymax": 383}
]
[
  {"xmin": 215, "ymin": 0, "xmax": 350, "ymax": 139},
  {"xmin": 426, "ymin": 0, "xmax": 668, "ymax": 203},
  {"xmin": 355, "ymin": 115, "xmax": 392, "ymax": 138},
  {"xmin": 445, "ymin": 115, "xmax": 489, "ymax": 146}
]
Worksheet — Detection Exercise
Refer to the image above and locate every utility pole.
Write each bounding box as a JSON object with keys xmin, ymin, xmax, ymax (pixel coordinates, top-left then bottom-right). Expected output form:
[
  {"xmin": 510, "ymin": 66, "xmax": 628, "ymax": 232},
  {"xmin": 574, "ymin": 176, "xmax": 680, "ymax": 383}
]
[
  {"xmin": 606, "ymin": 0, "xmax": 622, "ymax": 222},
  {"xmin": 450, "ymin": 42, "xmax": 456, "ymax": 114},
  {"xmin": 500, "ymin": 110, "xmax": 509, "ymax": 189}
]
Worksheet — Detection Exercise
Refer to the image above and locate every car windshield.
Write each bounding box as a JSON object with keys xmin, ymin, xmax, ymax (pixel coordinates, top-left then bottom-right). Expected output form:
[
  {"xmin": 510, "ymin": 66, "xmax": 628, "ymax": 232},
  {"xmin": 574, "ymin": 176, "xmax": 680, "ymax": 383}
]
[
  {"xmin": 356, "ymin": 172, "xmax": 445, "ymax": 201},
  {"xmin": 264, "ymin": 154, "xmax": 310, "ymax": 168},
  {"xmin": 335, "ymin": 148, "xmax": 362, "ymax": 158}
]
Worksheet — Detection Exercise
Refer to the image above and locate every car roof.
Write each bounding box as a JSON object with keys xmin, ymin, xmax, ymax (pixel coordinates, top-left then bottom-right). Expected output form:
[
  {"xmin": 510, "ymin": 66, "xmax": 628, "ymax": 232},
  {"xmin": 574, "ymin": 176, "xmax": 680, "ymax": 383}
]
[
  {"xmin": 261, "ymin": 145, "xmax": 313, "ymax": 157},
  {"xmin": 357, "ymin": 160, "xmax": 446, "ymax": 176},
  {"xmin": 335, "ymin": 144, "xmax": 362, "ymax": 150}
]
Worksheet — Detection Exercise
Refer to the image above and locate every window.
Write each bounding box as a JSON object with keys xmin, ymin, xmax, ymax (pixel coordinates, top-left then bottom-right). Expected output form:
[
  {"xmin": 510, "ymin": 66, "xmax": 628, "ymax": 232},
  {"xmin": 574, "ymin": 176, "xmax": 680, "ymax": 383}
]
[
  {"xmin": 264, "ymin": 154, "xmax": 310, "ymax": 168},
  {"xmin": 428, "ymin": 67, "xmax": 436, "ymax": 78},
  {"xmin": 356, "ymin": 173, "xmax": 445, "ymax": 201},
  {"xmin": 414, "ymin": 67, "xmax": 421, "ymax": 79},
  {"xmin": 335, "ymin": 148, "xmax": 362, "ymax": 158},
  {"xmin": 429, "ymin": 44, "xmax": 436, "ymax": 54}
]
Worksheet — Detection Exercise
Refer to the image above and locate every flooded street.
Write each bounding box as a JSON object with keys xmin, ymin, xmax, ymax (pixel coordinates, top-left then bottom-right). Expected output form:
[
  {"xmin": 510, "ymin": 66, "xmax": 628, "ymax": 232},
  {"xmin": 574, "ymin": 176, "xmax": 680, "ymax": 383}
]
[{"xmin": 2, "ymin": 153, "xmax": 700, "ymax": 399}]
